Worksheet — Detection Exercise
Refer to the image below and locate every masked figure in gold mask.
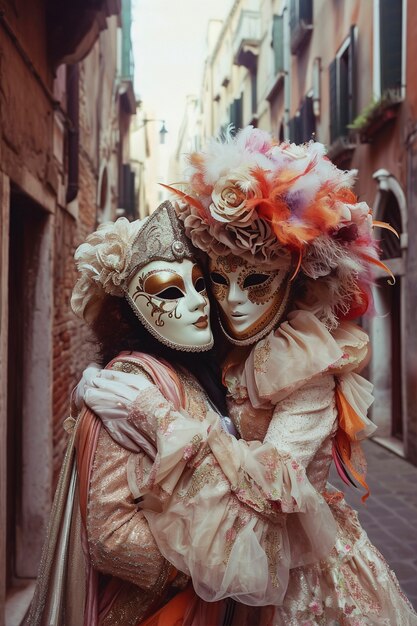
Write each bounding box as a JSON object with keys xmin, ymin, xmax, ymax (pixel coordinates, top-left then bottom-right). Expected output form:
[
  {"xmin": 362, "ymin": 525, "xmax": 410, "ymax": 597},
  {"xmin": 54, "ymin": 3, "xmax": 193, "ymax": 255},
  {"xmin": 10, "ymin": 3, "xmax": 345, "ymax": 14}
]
[
  {"xmin": 172, "ymin": 127, "xmax": 417, "ymax": 624},
  {"xmin": 77, "ymin": 128, "xmax": 416, "ymax": 625}
]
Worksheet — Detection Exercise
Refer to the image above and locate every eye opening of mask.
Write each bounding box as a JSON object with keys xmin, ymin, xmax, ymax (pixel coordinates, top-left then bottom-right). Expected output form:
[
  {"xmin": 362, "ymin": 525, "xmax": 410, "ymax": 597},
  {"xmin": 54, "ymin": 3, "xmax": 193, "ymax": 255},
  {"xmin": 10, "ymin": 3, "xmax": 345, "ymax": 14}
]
[
  {"xmin": 194, "ymin": 276, "xmax": 206, "ymax": 293},
  {"xmin": 210, "ymin": 271, "xmax": 228, "ymax": 286},
  {"xmin": 242, "ymin": 273, "xmax": 271, "ymax": 289},
  {"xmin": 154, "ymin": 286, "xmax": 185, "ymax": 300}
]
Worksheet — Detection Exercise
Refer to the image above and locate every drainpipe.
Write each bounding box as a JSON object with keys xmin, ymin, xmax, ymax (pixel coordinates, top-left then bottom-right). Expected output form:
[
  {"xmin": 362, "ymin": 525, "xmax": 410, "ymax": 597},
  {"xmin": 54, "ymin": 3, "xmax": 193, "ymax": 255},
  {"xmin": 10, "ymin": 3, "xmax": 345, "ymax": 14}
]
[{"xmin": 66, "ymin": 63, "xmax": 79, "ymax": 204}]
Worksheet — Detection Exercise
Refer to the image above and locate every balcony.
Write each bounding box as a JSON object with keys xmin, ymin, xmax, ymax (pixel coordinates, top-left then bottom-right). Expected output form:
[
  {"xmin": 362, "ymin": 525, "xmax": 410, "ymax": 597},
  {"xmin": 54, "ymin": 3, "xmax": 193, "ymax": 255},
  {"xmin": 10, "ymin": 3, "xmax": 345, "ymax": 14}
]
[
  {"xmin": 327, "ymin": 136, "xmax": 357, "ymax": 169},
  {"xmin": 233, "ymin": 10, "xmax": 261, "ymax": 70},
  {"xmin": 46, "ymin": 0, "xmax": 121, "ymax": 67}
]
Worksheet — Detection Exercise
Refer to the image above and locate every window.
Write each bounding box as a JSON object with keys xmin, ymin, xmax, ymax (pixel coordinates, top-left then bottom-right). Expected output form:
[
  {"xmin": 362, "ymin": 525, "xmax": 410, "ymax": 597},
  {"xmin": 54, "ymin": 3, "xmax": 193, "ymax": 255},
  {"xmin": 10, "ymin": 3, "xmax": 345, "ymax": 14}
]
[
  {"xmin": 379, "ymin": 0, "xmax": 403, "ymax": 96},
  {"xmin": 289, "ymin": 95, "xmax": 315, "ymax": 143},
  {"xmin": 229, "ymin": 95, "xmax": 243, "ymax": 132},
  {"xmin": 329, "ymin": 26, "xmax": 356, "ymax": 144},
  {"xmin": 289, "ymin": 0, "xmax": 313, "ymax": 53},
  {"xmin": 272, "ymin": 14, "xmax": 284, "ymax": 76},
  {"xmin": 120, "ymin": 164, "xmax": 136, "ymax": 219}
]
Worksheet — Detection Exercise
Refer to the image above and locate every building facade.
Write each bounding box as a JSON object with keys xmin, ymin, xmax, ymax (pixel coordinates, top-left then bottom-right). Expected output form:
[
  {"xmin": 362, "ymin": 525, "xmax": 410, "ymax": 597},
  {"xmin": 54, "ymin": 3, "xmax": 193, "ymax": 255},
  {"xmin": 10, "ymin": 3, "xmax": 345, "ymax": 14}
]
[
  {"xmin": 193, "ymin": 0, "xmax": 417, "ymax": 464},
  {"xmin": 0, "ymin": 1, "xmax": 136, "ymax": 622}
]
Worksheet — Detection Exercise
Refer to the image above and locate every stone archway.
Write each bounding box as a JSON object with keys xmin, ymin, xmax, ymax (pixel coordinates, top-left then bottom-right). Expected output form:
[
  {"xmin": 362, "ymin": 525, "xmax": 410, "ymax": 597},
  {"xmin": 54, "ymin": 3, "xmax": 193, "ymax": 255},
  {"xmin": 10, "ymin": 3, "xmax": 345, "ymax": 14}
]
[{"xmin": 369, "ymin": 170, "xmax": 407, "ymax": 452}]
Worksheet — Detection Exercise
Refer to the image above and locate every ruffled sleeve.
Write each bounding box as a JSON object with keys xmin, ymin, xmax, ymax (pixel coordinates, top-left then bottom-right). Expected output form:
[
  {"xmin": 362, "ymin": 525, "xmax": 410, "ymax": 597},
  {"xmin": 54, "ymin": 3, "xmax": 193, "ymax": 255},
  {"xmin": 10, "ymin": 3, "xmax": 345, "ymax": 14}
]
[
  {"xmin": 127, "ymin": 385, "xmax": 336, "ymax": 606},
  {"xmin": 226, "ymin": 310, "xmax": 371, "ymax": 410}
]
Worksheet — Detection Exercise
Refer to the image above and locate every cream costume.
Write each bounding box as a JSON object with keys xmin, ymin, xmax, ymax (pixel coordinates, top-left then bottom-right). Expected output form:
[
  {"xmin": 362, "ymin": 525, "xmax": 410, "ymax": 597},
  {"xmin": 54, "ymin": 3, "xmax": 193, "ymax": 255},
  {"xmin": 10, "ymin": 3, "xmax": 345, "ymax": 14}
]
[
  {"xmin": 153, "ymin": 127, "xmax": 414, "ymax": 624},
  {"xmin": 72, "ymin": 130, "xmax": 416, "ymax": 625}
]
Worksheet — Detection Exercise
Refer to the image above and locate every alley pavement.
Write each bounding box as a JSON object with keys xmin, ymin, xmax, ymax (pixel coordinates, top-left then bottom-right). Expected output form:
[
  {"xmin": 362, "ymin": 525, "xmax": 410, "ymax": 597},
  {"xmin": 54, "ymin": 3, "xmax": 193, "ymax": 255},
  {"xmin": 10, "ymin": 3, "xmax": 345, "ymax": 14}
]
[{"xmin": 329, "ymin": 439, "xmax": 417, "ymax": 609}]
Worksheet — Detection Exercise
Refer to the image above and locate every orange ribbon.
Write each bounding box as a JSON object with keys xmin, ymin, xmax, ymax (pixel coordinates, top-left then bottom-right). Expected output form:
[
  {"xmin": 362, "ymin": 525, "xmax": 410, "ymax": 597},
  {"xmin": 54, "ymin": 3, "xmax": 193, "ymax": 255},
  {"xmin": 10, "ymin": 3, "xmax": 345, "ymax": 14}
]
[{"xmin": 334, "ymin": 386, "xmax": 371, "ymax": 503}]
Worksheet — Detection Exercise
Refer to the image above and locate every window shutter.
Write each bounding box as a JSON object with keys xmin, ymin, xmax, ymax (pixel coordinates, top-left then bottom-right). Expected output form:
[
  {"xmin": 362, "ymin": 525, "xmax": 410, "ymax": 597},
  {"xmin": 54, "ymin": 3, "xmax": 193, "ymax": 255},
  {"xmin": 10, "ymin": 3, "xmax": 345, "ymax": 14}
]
[
  {"xmin": 289, "ymin": 0, "xmax": 298, "ymax": 34},
  {"xmin": 339, "ymin": 49, "xmax": 349, "ymax": 135},
  {"xmin": 348, "ymin": 25, "xmax": 357, "ymax": 122},
  {"xmin": 229, "ymin": 102, "xmax": 234, "ymax": 128},
  {"xmin": 235, "ymin": 95, "xmax": 243, "ymax": 130},
  {"xmin": 294, "ymin": 114, "xmax": 302, "ymax": 143},
  {"xmin": 230, "ymin": 96, "xmax": 243, "ymax": 132},
  {"xmin": 289, "ymin": 117, "xmax": 296, "ymax": 142},
  {"xmin": 272, "ymin": 15, "xmax": 284, "ymax": 75},
  {"xmin": 299, "ymin": 0, "xmax": 313, "ymax": 26},
  {"xmin": 301, "ymin": 95, "xmax": 316, "ymax": 141},
  {"xmin": 329, "ymin": 59, "xmax": 338, "ymax": 143},
  {"xmin": 380, "ymin": 0, "xmax": 402, "ymax": 94},
  {"xmin": 251, "ymin": 72, "xmax": 257, "ymax": 114}
]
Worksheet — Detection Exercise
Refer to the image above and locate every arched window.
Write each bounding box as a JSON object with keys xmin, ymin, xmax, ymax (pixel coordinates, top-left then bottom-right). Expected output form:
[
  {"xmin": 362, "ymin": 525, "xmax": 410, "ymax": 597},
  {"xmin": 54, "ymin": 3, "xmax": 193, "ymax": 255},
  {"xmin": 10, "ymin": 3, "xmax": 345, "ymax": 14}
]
[{"xmin": 369, "ymin": 170, "xmax": 407, "ymax": 451}]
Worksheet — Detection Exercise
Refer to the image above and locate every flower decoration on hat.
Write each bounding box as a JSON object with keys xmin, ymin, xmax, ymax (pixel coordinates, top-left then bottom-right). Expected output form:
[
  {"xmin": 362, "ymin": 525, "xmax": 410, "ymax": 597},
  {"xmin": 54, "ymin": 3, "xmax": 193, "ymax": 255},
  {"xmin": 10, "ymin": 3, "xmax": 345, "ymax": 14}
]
[
  {"xmin": 163, "ymin": 126, "xmax": 396, "ymax": 329},
  {"xmin": 71, "ymin": 217, "xmax": 143, "ymax": 322}
]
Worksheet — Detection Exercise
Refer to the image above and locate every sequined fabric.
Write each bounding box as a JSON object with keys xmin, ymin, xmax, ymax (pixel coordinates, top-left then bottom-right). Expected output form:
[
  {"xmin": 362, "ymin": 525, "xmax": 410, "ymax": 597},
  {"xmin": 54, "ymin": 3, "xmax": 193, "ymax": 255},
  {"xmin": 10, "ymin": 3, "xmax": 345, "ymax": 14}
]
[
  {"xmin": 88, "ymin": 427, "xmax": 172, "ymax": 591},
  {"xmin": 87, "ymin": 360, "xmax": 179, "ymax": 626}
]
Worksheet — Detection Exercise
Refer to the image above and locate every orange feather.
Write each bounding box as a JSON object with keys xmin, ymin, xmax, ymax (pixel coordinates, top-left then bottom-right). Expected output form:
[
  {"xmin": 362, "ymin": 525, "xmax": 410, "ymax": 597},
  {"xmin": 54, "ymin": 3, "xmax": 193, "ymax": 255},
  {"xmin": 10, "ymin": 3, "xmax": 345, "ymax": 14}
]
[
  {"xmin": 303, "ymin": 186, "xmax": 341, "ymax": 233},
  {"xmin": 290, "ymin": 248, "xmax": 303, "ymax": 281},
  {"xmin": 335, "ymin": 188, "xmax": 357, "ymax": 204},
  {"xmin": 159, "ymin": 183, "xmax": 206, "ymax": 217},
  {"xmin": 372, "ymin": 220, "xmax": 400, "ymax": 238},
  {"xmin": 359, "ymin": 253, "xmax": 396, "ymax": 285}
]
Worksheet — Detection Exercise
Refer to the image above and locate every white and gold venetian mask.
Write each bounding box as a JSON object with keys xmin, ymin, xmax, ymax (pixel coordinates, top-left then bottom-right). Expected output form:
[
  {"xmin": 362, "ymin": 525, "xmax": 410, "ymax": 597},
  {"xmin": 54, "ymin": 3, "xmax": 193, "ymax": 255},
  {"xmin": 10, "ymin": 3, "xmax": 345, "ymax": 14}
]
[
  {"xmin": 126, "ymin": 258, "xmax": 213, "ymax": 351},
  {"xmin": 209, "ymin": 255, "xmax": 291, "ymax": 345}
]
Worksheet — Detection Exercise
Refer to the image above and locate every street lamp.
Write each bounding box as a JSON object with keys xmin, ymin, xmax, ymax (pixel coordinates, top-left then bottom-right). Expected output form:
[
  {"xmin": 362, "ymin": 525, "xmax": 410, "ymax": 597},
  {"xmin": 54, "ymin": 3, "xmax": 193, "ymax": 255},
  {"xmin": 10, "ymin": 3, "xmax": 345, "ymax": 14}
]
[{"xmin": 138, "ymin": 118, "xmax": 168, "ymax": 144}]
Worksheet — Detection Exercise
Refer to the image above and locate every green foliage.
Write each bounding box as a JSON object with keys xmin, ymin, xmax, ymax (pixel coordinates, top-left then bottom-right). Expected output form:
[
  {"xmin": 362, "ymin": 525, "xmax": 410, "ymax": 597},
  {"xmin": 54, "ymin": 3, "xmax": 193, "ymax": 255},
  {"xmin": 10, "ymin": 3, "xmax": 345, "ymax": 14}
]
[{"xmin": 347, "ymin": 89, "xmax": 402, "ymax": 131}]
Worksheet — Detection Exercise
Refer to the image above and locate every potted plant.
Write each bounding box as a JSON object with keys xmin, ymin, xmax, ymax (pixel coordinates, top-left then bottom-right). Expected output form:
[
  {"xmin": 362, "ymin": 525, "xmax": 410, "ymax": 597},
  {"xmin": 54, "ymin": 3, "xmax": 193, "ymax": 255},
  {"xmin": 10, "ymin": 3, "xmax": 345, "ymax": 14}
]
[{"xmin": 348, "ymin": 89, "xmax": 402, "ymax": 143}]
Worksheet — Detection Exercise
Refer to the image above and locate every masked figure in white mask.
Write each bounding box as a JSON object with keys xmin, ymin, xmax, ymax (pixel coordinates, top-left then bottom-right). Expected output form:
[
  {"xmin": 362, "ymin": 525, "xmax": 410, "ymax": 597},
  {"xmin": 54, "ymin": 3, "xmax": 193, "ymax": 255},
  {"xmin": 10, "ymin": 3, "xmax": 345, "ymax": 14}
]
[
  {"xmin": 80, "ymin": 128, "xmax": 416, "ymax": 625},
  {"xmin": 28, "ymin": 201, "xmax": 312, "ymax": 626}
]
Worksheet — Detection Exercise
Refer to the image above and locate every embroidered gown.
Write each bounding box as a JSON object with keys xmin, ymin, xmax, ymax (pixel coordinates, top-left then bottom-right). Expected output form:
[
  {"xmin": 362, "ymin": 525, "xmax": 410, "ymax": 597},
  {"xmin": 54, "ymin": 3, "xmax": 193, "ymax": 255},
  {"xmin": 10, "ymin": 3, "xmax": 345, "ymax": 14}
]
[
  {"xmin": 111, "ymin": 310, "xmax": 417, "ymax": 625},
  {"xmin": 85, "ymin": 357, "xmax": 276, "ymax": 625}
]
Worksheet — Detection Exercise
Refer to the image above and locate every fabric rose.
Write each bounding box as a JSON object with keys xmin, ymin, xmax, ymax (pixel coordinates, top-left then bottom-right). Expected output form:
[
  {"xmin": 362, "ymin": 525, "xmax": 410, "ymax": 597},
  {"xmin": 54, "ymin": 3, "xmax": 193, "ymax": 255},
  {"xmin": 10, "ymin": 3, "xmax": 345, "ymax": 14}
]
[
  {"xmin": 179, "ymin": 201, "xmax": 290, "ymax": 269},
  {"xmin": 71, "ymin": 217, "xmax": 142, "ymax": 321},
  {"xmin": 91, "ymin": 218, "xmax": 137, "ymax": 295},
  {"xmin": 209, "ymin": 168, "xmax": 261, "ymax": 226}
]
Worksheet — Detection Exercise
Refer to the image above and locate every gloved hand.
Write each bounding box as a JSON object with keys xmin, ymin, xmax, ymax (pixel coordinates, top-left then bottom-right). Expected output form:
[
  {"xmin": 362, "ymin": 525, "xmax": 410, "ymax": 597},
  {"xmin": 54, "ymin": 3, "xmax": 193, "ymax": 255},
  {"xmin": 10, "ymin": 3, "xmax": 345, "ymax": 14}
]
[
  {"xmin": 83, "ymin": 369, "xmax": 155, "ymax": 456},
  {"xmin": 84, "ymin": 369, "xmax": 152, "ymax": 418},
  {"xmin": 72, "ymin": 362, "xmax": 101, "ymax": 412}
]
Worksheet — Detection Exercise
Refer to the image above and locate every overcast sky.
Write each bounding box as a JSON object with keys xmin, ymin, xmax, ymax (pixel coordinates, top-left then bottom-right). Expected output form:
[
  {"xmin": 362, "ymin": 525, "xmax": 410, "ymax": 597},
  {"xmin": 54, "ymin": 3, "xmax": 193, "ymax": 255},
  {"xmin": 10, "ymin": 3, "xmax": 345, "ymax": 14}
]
[{"xmin": 132, "ymin": 0, "xmax": 232, "ymax": 148}]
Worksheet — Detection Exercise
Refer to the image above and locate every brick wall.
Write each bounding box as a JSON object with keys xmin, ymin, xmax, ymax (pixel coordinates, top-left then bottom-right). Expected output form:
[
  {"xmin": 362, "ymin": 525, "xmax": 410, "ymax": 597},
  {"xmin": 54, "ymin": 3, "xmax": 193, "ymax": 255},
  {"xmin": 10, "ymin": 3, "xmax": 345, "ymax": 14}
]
[{"xmin": 51, "ymin": 162, "xmax": 98, "ymax": 484}]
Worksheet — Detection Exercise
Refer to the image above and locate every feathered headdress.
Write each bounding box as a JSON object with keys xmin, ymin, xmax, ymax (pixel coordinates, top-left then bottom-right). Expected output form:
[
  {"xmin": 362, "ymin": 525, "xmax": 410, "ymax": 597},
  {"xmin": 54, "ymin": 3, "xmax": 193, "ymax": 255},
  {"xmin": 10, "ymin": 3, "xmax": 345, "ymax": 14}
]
[{"xmin": 165, "ymin": 126, "xmax": 395, "ymax": 329}]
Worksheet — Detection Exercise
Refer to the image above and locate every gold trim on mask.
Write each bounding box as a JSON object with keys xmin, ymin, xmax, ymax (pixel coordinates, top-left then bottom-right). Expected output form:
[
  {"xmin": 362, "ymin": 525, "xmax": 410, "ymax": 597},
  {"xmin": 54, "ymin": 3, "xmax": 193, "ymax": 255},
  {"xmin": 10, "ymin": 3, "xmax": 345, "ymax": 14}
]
[
  {"xmin": 237, "ymin": 269, "xmax": 275, "ymax": 305},
  {"xmin": 210, "ymin": 256, "xmax": 279, "ymax": 306},
  {"xmin": 129, "ymin": 273, "xmax": 182, "ymax": 328},
  {"xmin": 143, "ymin": 269, "xmax": 186, "ymax": 296}
]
